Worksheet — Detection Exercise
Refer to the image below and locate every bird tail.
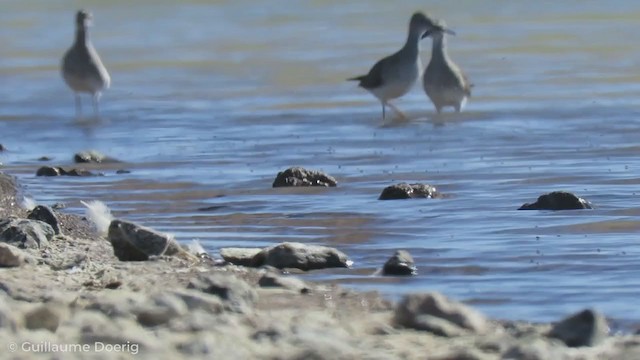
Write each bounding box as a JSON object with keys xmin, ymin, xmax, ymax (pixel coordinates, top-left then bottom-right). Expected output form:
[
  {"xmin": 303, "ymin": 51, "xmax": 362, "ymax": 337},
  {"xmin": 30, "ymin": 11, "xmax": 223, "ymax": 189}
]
[{"xmin": 347, "ymin": 75, "xmax": 366, "ymax": 82}]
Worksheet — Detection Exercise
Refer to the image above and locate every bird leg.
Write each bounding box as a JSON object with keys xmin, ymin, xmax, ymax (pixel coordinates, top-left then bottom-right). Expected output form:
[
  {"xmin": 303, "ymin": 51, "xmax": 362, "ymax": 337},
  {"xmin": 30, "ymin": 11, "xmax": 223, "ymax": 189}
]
[
  {"xmin": 387, "ymin": 102, "xmax": 408, "ymax": 120},
  {"xmin": 75, "ymin": 94, "xmax": 82, "ymax": 118},
  {"xmin": 92, "ymin": 93, "xmax": 101, "ymax": 117}
]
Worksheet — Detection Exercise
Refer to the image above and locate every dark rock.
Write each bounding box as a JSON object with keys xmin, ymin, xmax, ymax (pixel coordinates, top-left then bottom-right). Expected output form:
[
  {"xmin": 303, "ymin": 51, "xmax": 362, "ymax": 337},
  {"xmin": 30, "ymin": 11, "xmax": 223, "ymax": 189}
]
[
  {"xmin": 548, "ymin": 309, "xmax": 608, "ymax": 347},
  {"xmin": 36, "ymin": 166, "xmax": 64, "ymax": 176},
  {"xmin": 0, "ymin": 144, "xmax": 4, "ymax": 151},
  {"xmin": 27, "ymin": 205, "xmax": 60, "ymax": 235},
  {"xmin": 255, "ymin": 242, "xmax": 351, "ymax": 271},
  {"xmin": 258, "ymin": 272, "xmax": 310, "ymax": 293},
  {"xmin": 187, "ymin": 273, "xmax": 257, "ymax": 313},
  {"xmin": 38, "ymin": 156, "xmax": 52, "ymax": 161},
  {"xmin": 0, "ymin": 218, "xmax": 54, "ymax": 248},
  {"xmin": 219, "ymin": 247, "xmax": 263, "ymax": 267},
  {"xmin": 36, "ymin": 166, "xmax": 99, "ymax": 177},
  {"xmin": 518, "ymin": 191, "xmax": 592, "ymax": 210},
  {"xmin": 74, "ymin": 150, "xmax": 121, "ymax": 164},
  {"xmin": 116, "ymin": 169, "xmax": 131, "ymax": 174},
  {"xmin": 379, "ymin": 183, "xmax": 440, "ymax": 200},
  {"xmin": 272, "ymin": 166, "xmax": 337, "ymax": 187},
  {"xmin": 394, "ymin": 292, "xmax": 489, "ymax": 335},
  {"xmin": 107, "ymin": 219, "xmax": 191, "ymax": 261},
  {"xmin": 382, "ymin": 250, "xmax": 417, "ymax": 276},
  {"xmin": 0, "ymin": 243, "xmax": 27, "ymax": 267}
]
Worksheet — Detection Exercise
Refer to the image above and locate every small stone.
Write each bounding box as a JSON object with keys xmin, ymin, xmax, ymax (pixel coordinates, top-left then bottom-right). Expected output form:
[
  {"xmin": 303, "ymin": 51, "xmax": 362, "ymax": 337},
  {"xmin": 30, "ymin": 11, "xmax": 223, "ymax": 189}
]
[
  {"xmin": 0, "ymin": 218, "xmax": 54, "ymax": 248},
  {"xmin": 379, "ymin": 183, "xmax": 440, "ymax": 200},
  {"xmin": 116, "ymin": 169, "xmax": 131, "ymax": 174},
  {"xmin": 36, "ymin": 166, "xmax": 63, "ymax": 176},
  {"xmin": 255, "ymin": 242, "xmax": 351, "ymax": 271},
  {"xmin": 74, "ymin": 150, "xmax": 120, "ymax": 164},
  {"xmin": 107, "ymin": 219, "xmax": 193, "ymax": 261},
  {"xmin": 219, "ymin": 247, "xmax": 263, "ymax": 266},
  {"xmin": 519, "ymin": 191, "xmax": 592, "ymax": 210},
  {"xmin": 24, "ymin": 305, "xmax": 64, "ymax": 332},
  {"xmin": 38, "ymin": 156, "xmax": 52, "ymax": 161},
  {"xmin": 258, "ymin": 272, "xmax": 310, "ymax": 293},
  {"xmin": 0, "ymin": 243, "xmax": 27, "ymax": 267},
  {"xmin": 394, "ymin": 292, "xmax": 489, "ymax": 335},
  {"xmin": 187, "ymin": 273, "xmax": 257, "ymax": 313},
  {"xmin": 382, "ymin": 250, "xmax": 417, "ymax": 276},
  {"xmin": 27, "ymin": 205, "xmax": 61, "ymax": 235},
  {"xmin": 272, "ymin": 166, "xmax": 337, "ymax": 187},
  {"xmin": 548, "ymin": 309, "xmax": 608, "ymax": 347}
]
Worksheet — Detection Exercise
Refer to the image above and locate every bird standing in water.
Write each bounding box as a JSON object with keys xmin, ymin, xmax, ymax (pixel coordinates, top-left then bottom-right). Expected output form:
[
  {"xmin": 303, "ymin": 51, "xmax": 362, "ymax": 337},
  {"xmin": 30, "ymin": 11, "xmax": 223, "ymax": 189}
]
[
  {"xmin": 61, "ymin": 10, "xmax": 111, "ymax": 118},
  {"xmin": 348, "ymin": 12, "xmax": 452, "ymax": 121},
  {"xmin": 422, "ymin": 19, "xmax": 472, "ymax": 114}
]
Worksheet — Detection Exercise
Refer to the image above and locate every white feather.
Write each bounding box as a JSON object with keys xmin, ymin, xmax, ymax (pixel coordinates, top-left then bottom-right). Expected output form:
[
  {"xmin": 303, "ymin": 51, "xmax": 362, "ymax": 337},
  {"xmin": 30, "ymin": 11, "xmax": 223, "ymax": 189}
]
[
  {"xmin": 80, "ymin": 200, "xmax": 113, "ymax": 235},
  {"xmin": 21, "ymin": 197, "xmax": 37, "ymax": 211}
]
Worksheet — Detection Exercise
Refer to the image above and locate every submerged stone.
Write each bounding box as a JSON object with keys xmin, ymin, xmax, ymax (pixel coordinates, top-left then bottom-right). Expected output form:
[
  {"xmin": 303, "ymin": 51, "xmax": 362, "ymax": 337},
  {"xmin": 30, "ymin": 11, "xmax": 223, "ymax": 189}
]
[
  {"xmin": 379, "ymin": 183, "xmax": 440, "ymax": 200},
  {"xmin": 272, "ymin": 167, "xmax": 337, "ymax": 187},
  {"xmin": 519, "ymin": 191, "xmax": 592, "ymax": 210}
]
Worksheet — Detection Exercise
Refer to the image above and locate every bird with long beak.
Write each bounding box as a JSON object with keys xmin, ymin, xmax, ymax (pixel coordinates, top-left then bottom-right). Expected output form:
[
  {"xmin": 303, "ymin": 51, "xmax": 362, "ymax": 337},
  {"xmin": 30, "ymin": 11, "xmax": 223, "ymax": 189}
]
[
  {"xmin": 422, "ymin": 19, "xmax": 472, "ymax": 114},
  {"xmin": 61, "ymin": 10, "xmax": 111, "ymax": 118},
  {"xmin": 348, "ymin": 12, "xmax": 453, "ymax": 121}
]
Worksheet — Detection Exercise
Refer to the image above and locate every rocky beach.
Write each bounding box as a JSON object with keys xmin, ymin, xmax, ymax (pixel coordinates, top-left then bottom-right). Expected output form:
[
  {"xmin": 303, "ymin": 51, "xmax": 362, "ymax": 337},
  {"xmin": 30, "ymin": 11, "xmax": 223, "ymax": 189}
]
[{"xmin": 0, "ymin": 170, "xmax": 639, "ymax": 360}]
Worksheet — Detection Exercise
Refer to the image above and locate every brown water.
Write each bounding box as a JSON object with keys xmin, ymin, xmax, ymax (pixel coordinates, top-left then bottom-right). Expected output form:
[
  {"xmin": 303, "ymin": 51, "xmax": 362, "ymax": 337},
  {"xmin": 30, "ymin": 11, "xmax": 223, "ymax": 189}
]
[{"xmin": 2, "ymin": 0, "xmax": 640, "ymax": 328}]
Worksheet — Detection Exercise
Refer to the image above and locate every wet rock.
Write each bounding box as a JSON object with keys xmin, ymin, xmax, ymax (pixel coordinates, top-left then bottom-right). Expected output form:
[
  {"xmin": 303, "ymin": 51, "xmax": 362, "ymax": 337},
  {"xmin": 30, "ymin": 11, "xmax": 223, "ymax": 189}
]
[
  {"xmin": 38, "ymin": 156, "xmax": 52, "ymax": 161},
  {"xmin": 255, "ymin": 242, "xmax": 351, "ymax": 271},
  {"xmin": 548, "ymin": 309, "xmax": 608, "ymax": 347},
  {"xmin": 379, "ymin": 183, "xmax": 440, "ymax": 200},
  {"xmin": 219, "ymin": 247, "xmax": 263, "ymax": 266},
  {"xmin": 187, "ymin": 273, "xmax": 257, "ymax": 313},
  {"xmin": 0, "ymin": 243, "xmax": 27, "ymax": 267},
  {"xmin": 116, "ymin": 169, "xmax": 131, "ymax": 174},
  {"xmin": 0, "ymin": 144, "xmax": 5, "ymax": 151},
  {"xmin": 0, "ymin": 218, "xmax": 54, "ymax": 248},
  {"xmin": 272, "ymin": 166, "xmax": 337, "ymax": 187},
  {"xmin": 24, "ymin": 304, "xmax": 65, "ymax": 332},
  {"xmin": 394, "ymin": 292, "xmax": 489, "ymax": 335},
  {"xmin": 74, "ymin": 150, "xmax": 121, "ymax": 164},
  {"xmin": 27, "ymin": 205, "xmax": 60, "ymax": 235},
  {"xmin": 258, "ymin": 272, "xmax": 310, "ymax": 293},
  {"xmin": 107, "ymin": 219, "xmax": 193, "ymax": 261},
  {"xmin": 518, "ymin": 191, "xmax": 592, "ymax": 210},
  {"xmin": 382, "ymin": 250, "xmax": 417, "ymax": 276},
  {"xmin": 36, "ymin": 166, "xmax": 99, "ymax": 177}
]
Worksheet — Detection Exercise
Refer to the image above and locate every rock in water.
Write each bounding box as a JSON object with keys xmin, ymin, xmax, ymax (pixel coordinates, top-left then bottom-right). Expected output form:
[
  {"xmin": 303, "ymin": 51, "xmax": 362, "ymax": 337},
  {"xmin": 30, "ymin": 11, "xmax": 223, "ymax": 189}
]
[
  {"xmin": 0, "ymin": 218, "xmax": 54, "ymax": 248},
  {"xmin": 548, "ymin": 309, "xmax": 608, "ymax": 347},
  {"xmin": 27, "ymin": 205, "xmax": 61, "ymax": 235},
  {"xmin": 107, "ymin": 219, "xmax": 192, "ymax": 261},
  {"xmin": 219, "ymin": 247, "xmax": 263, "ymax": 267},
  {"xmin": 255, "ymin": 242, "xmax": 351, "ymax": 271},
  {"xmin": 394, "ymin": 292, "xmax": 489, "ymax": 336},
  {"xmin": 382, "ymin": 250, "xmax": 417, "ymax": 276},
  {"xmin": 272, "ymin": 167, "xmax": 337, "ymax": 187},
  {"xmin": 519, "ymin": 191, "xmax": 592, "ymax": 210},
  {"xmin": 74, "ymin": 150, "xmax": 121, "ymax": 164},
  {"xmin": 379, "ymin": 183, "xmax": 440, "ymax": 200}
]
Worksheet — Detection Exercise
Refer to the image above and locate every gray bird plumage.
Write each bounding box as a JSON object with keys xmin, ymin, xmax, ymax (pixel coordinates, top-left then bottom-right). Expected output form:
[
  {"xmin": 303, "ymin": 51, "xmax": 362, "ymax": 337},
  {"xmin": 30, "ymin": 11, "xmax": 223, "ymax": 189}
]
[
  {"xmin": 422, "ymin": 19, "xmax": 472, "ymax": 114},
  {"xmin": 61, "ymin": 10, "xmax": 110, "ymax": 118},
  {"xmin": 349, "ymin": 12, "xmax": 445, "ymax": 121}
]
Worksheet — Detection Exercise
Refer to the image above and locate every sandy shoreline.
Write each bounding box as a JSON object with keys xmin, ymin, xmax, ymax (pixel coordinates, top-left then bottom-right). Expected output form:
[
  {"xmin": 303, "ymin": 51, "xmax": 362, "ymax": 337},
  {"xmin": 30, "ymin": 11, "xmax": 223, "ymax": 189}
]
[{"xmin": 0, "ymin": 171, "xmax": 639, "ymax": 359}]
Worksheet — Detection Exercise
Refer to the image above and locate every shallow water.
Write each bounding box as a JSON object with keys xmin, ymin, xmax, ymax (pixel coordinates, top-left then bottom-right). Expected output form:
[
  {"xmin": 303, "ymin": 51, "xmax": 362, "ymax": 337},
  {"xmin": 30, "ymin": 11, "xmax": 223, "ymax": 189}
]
[{"xmin": 2, "ymin": 1, "xmax": 640, "ymax": 329}]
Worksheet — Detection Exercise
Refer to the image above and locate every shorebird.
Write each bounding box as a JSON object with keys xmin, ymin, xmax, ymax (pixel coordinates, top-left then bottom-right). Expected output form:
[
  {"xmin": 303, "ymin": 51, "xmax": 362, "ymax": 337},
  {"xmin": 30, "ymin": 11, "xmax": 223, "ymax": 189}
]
[
  {"xmin": 348, "ymin": 12, "xmax": 452, "ymax": 121},
  {"xmin": 61, "ymin": 10, "xmax": 111, "ymax": 118},
  {"xmin": 422, "ymin": 19, "xmax": 472, "ymax": 114}
]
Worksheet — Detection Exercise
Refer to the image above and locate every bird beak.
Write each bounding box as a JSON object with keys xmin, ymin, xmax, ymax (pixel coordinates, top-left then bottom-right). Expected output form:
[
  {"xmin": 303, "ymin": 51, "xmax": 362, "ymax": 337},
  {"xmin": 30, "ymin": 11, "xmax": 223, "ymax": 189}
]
[{"xmin": 422, "ymin": 25, "xmax": 456, "ymax": 39}]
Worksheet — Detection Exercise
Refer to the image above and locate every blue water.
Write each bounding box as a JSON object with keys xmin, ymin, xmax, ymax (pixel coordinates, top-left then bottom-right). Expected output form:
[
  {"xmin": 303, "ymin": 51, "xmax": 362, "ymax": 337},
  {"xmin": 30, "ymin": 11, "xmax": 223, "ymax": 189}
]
[{"xmin": 2, "ymin": 0, "xmax": 640, "ymax": 328}]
